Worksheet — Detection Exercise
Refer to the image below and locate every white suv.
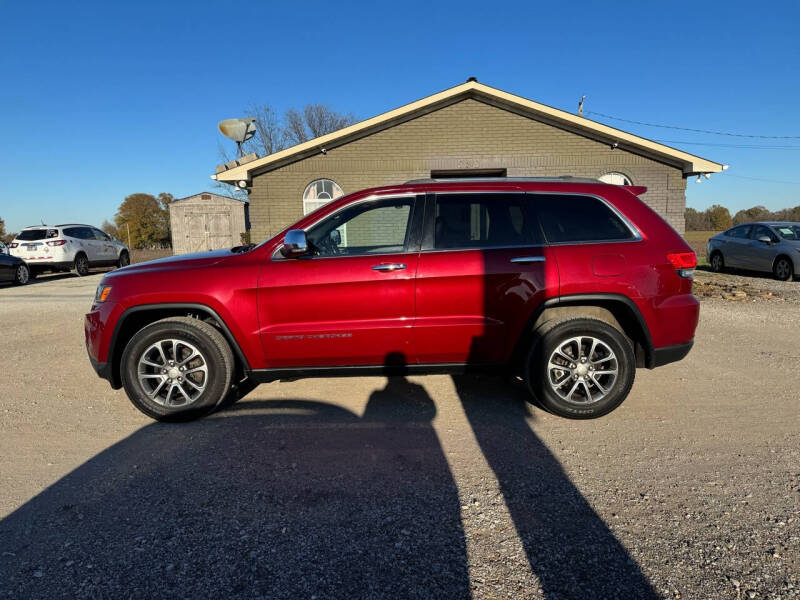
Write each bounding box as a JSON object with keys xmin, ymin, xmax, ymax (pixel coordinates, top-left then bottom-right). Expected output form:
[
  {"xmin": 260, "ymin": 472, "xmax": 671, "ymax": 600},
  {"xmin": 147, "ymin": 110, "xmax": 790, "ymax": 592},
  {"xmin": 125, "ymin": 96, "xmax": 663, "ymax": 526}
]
[{"xmin": 9, "ymin": 224, "xmax": 130, "ymax": 277}]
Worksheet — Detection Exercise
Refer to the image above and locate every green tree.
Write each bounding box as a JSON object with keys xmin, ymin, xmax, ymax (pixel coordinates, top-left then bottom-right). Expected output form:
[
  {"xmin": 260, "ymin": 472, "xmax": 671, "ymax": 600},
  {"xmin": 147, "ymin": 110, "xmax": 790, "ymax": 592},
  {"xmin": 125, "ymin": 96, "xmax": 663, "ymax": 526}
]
[
  {"xmin": 706, "ymin": 205, "xmax": 733, "ymax": 230},
  {"xmin": 732, "ymin": 205, "xmax": 773, "ymax": 225},
  {"xmin": 0, "ymin": 217, "xmax": 5, "ymax": 240},
  {"xmin": 114, "ymin": 193, "xmax": 171, "ymax": 248}
]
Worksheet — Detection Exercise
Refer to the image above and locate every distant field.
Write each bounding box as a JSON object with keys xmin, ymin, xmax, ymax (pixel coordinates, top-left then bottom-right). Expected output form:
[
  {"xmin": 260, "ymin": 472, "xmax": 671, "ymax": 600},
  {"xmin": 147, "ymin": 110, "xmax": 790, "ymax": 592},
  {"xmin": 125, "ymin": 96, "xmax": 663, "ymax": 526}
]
[
  {"xmin": 130, "ymin": 248, "xmax": 171, "ymax": 264},
  {"xmin": 683, "ymin": 230, "xmax": 719, "ymax": 263}
]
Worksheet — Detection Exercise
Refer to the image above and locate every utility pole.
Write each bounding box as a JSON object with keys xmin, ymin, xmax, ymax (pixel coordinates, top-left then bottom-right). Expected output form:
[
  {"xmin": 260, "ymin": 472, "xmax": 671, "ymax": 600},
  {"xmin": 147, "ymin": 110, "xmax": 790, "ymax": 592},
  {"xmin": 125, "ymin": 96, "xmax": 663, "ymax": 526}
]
[{"xmin": 126, "ymin": 223, "xmax": 131, "ymax": 248}]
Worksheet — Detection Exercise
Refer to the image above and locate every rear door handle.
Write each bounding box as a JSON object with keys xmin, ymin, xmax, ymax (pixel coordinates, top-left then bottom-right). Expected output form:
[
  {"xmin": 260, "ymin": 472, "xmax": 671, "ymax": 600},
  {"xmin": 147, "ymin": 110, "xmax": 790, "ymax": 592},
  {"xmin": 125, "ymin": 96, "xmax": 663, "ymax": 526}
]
[
  {"xmin": 372, "ymin": 263, "xmax": 406, "ymax": 272},
  {"xmin": 510, "ymin": 256, "xmax": 546, "ymax": 264}
]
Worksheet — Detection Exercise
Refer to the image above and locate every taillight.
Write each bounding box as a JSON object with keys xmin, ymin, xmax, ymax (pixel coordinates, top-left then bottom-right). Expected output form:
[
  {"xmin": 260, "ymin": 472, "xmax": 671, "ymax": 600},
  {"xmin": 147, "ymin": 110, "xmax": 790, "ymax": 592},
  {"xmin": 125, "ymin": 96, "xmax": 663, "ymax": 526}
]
[
  {"xmin": 9, "ymin": 243, "xmax": 18, "ymax": 248},
  {"xmin": 667, "ymin": 252, "xmax": 697, "ymax": 279},
  {"xmin": 46, "ymin": 240, "xmax": 67, "ymax": 246}
]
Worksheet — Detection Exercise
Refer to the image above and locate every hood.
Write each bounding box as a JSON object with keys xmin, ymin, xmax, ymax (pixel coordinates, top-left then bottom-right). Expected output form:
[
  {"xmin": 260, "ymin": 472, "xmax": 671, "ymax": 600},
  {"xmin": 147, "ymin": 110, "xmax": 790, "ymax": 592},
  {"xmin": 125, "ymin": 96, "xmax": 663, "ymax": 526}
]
[{"xmin": 105, "ymin": 248, "xmax": 245, "ymax": 277}]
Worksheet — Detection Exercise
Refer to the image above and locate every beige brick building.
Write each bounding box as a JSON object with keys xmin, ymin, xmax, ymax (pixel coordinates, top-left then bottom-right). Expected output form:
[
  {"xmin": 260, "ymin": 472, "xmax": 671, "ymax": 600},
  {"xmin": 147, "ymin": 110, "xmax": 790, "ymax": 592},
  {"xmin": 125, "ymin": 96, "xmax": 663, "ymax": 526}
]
[{"xmin": 213, "ymin": 80, "xmax": 725, "ymax": 240}]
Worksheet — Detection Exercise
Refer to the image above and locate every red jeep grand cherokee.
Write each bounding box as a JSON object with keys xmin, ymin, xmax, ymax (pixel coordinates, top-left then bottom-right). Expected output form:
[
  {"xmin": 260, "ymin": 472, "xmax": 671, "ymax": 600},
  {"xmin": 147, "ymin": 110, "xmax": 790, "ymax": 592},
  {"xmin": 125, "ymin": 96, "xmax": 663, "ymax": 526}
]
[{"xmin": 85, "ymin": 178, "xmax": 699, "ymax": 421}]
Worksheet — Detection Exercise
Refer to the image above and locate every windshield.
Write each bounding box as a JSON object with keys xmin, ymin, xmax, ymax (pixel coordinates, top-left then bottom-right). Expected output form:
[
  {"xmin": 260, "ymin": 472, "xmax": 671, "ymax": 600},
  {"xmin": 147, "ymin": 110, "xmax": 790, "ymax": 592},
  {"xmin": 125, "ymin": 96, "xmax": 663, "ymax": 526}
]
[
  {"xmin": 775, "ymin": 225, "xmax": 800, "ymax": 240},
  {"xmin": 16, "ymin": 228, "xmax": 58, "ymax": 241}
]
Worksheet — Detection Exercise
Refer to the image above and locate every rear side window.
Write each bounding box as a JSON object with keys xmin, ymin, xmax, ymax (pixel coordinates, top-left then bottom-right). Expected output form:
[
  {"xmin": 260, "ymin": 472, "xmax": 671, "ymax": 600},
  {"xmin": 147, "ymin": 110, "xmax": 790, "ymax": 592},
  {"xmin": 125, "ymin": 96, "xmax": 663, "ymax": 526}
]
[
  {"xmin": 17, "ymin": 228, "xmax": 57, "ymax": 241},
  {"xmin": 536, "ymin": 195, "xmax": 635, "ymax": 244},
  {"xmin": 434, "ymin": 193, "xmax": 543, "ymax": 249},
  {"xmin": 64, "ymin": 227, "xmax": 93, "ymax": 239},
  {"xmin": 728, "ymin": 225, "xmax": 751, "ymax": 239}
]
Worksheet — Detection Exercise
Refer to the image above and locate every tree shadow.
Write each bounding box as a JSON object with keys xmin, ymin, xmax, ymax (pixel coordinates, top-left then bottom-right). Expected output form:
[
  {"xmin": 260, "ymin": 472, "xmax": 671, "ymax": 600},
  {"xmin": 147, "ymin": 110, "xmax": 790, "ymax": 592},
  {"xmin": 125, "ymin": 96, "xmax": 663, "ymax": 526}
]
[
  {"xmin": 453, "ymin": 374, "xmax": 658, "ymax": 599},
  {"xmin": 0, "ymin": 379, "xmax": 469, "ymax": 598}
]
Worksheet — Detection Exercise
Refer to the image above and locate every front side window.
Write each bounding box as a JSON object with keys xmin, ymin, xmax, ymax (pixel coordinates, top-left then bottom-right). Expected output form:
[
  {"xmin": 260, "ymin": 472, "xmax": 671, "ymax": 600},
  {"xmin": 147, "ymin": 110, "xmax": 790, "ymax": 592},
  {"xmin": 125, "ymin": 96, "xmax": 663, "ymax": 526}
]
[
  {"xmin": 303, "ymin": 179, "xmax": 344, "ymax": 215},
  {"xmin": 433, "ymin": 193, "xmax": 542, "ymax": 249},
  {"xmin": 750, "ymin": 225, "xmax": 778, "ymax": 242},
  {"xmin": 306, "ymin": 196, "xmax": 414, "ymax": 257},
  {"xmin": 537, "ymin": 195, "xmax": 635, "ymax": 243}
]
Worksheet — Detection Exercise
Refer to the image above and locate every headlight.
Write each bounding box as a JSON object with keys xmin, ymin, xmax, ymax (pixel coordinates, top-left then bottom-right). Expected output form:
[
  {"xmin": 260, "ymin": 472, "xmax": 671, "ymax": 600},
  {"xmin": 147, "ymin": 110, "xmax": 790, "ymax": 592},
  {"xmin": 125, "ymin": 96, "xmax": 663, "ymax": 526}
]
[{"xmin": 94, "ymin": 284, "xmax": 112, "ymax": 303}]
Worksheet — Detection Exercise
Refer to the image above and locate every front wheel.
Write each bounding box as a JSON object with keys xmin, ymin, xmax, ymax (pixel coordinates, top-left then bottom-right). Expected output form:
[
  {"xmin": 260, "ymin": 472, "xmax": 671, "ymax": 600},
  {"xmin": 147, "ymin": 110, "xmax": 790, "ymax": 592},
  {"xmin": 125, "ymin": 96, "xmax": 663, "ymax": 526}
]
[
  {"xmin": 525, "ymin": 318, "xmax": 636, "ymax": 419},
  {"xmin": 117, "ymin": 250, "xmax": 130, "ymax": 268},
  {"xmin": 774, "ymin": 257, "xmax": 793, "ymax": 281},
  {"xmin": 121, "ymin": 317, "xmax": 234, "ymax": 421},
  {"xmin": 12, "ymin": 263, "xmax": 30, "ymax": 285}
]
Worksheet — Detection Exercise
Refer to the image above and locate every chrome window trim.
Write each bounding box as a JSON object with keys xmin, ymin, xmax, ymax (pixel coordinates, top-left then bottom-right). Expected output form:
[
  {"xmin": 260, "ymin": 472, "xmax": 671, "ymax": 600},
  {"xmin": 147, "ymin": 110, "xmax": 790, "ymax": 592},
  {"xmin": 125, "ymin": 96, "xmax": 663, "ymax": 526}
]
[{"xmin": 425, "ymin": 189, "xmax": 642, "ymax": 251}]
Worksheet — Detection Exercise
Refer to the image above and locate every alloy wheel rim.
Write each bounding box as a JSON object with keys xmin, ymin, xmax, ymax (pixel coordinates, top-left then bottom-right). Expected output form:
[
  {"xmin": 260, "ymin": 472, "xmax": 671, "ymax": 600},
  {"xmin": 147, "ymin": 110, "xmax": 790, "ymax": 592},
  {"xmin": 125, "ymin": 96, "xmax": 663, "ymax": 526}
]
[
  {"xmin": 137, "ymin": 339, "xmax": 208, "ymax": 407},
  {"xmin": 17, "ymin": 265, "xmax": 28, "ymax": 284},
  {"xmin": 777, "ymin": 261, "xmax": 790, "ymax": 279},
  {"xmin": 547, "ymin": 336, "xmax": 619, "ymax": 404}
]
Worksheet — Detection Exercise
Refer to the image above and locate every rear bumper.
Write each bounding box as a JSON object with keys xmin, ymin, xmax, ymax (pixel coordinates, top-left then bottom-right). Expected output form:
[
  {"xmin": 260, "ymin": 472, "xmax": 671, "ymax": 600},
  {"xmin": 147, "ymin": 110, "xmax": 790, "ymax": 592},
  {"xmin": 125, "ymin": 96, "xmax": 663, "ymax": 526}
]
[{"xmin": 650, "ymin": 341, "xmax": 693, "ymax": 368}]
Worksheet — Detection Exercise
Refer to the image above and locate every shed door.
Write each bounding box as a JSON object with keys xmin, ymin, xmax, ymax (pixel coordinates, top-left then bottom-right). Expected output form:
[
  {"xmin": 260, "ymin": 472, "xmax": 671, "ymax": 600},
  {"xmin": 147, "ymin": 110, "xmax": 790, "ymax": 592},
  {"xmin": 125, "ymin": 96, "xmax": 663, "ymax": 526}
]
[
  {"xmin": 186, "ymin": 212, "xmax": 207, "ymax": 252},
  {"xmin": 207, "ymin": 212, "xmax": 232, "ymax": 249}
]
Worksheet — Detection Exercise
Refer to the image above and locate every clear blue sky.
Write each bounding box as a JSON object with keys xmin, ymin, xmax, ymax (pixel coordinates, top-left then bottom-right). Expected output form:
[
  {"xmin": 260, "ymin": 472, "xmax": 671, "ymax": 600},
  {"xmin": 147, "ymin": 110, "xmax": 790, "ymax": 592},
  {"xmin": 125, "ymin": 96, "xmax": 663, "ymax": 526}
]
[{"xmin": 1, "ymin": 0, "xmax": 798, "ymax": 233}]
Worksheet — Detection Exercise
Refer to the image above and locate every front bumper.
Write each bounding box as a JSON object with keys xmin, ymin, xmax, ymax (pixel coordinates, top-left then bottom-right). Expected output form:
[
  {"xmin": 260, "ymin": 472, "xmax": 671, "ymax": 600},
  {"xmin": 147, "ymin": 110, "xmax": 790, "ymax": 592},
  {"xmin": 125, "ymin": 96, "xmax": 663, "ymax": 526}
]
[{"xmin": 85, "ymin": 300, "xmax": 123, "ymax": 389}]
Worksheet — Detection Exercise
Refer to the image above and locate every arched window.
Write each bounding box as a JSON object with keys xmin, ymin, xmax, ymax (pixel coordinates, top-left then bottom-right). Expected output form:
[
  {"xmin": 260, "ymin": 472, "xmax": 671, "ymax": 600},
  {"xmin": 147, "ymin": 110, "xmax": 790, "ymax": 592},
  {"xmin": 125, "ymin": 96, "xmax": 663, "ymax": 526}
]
[
  {"xmin": 599, "ymin": 172, "xmax": 633, "ymax": 186},
  {"xmin": 303, "ymin": 179, "xmax": 344, "ymax": 215}
]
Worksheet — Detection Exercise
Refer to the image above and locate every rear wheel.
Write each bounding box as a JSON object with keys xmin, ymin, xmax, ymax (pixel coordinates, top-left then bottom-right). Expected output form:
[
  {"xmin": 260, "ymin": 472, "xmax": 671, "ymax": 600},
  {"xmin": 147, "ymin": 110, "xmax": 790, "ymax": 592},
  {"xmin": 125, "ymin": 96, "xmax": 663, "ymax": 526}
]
[
  {"xmin": 121, "ymin": 317, "xmax": 234, "ymax": 421},
  {"xmin": 12, "ymin": 263, "xmax": 29, "ymax": 285},
  {"xmin": 709, "ymin": 251, "xmax": 724, "ymax": 273},
  {"xmin": 774, "ymin": 256, "xmax": 793, "ymax": 281},
  {"xmin": 117, "ymin": 250, "xmax": 130, "ymax": 268},
  {"xmin": 525, "ymin": 318, "xmax": 635, "ymax": 419},
  {"xmin": 73, "ymin": 253, "xmax": 89, "ymax": 276}
]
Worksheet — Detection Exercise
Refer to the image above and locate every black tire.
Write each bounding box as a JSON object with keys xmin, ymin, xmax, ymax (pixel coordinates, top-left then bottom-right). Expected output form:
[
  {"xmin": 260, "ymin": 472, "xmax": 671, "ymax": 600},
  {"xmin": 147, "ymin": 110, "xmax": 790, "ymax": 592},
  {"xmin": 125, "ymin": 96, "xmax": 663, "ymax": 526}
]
[
  {"xmin": 73, "ymin": 252, "xmax": 89, "ymax": 276},
  {"xmin": 709, "ymin": 251, "xmax": 724, "ymax": 273},
  {"xmin": 773, "ymin": 256, "xmax": 793, "ymax": 281},
  {"xmin": 120, "ymin": 317, "xmax": 234, "ymax": 421},
  {"xmin": 525, "ymin": 318, "xmax": 636, "ymax": 419},
  {"xmin": 12, "ymin": 263, "xmax": 29, "ymax": 285},
  {"xmin": 117, "ymin": 250, "xmax": 130, "ymax": 268}
]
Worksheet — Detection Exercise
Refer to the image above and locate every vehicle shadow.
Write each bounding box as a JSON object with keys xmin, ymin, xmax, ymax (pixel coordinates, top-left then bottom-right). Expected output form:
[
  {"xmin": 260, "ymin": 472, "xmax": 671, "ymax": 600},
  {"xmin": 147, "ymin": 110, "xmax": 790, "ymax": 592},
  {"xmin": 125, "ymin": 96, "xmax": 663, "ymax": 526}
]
[
  {"xmin": 696, "ymin": 264, "xmax": 787, "ymax": 282},
  {"xmin": 0, "ymin": 383, "xmax": 470, "ymax": 599},
  {"xmin": 453, "ymin": 374, "xmax": 658, "ymax": 599}
]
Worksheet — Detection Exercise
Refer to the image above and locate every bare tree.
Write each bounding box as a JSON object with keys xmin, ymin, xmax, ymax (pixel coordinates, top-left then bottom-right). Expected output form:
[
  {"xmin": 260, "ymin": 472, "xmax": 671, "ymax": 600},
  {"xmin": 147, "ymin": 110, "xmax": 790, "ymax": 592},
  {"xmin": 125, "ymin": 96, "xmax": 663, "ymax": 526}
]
[
  {"xmin": 284, "ymin": 105, "xmax": 357, "ymax": 145},
  {"xmin": 243, "ymin": 103, "xmax": 288, "ymax": 156}
]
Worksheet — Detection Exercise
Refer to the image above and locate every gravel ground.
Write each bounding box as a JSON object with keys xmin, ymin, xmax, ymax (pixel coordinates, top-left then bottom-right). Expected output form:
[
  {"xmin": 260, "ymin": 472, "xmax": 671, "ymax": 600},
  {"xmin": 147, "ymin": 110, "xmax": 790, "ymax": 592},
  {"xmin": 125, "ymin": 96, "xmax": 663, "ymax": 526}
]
[{"xmin": 0, "ymin": 272, "xmax": 798, "ymax": 599}]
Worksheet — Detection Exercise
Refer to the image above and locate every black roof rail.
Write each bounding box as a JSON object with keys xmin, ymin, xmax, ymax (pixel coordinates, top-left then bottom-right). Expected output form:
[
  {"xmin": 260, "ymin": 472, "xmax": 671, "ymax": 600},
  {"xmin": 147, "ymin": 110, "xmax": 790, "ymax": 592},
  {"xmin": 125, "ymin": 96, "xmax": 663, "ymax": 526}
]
[{"xmin": 403, "ymin": 176, "xmax": 603, "ymax": 185}]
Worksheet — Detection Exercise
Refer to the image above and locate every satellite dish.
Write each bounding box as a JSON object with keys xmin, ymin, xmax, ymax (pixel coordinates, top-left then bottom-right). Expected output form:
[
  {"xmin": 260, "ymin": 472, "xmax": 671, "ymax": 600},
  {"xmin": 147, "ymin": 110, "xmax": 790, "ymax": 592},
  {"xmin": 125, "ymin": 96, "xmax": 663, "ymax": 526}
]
[{"xmin": 218, "ymin": 118, "xmax": 257, "ymax": 156}]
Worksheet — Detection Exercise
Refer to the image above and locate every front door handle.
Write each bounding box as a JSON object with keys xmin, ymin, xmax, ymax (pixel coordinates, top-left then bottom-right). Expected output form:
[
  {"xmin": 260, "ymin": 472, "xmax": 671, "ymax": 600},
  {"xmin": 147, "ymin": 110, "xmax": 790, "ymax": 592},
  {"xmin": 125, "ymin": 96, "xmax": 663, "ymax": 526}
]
[
  {"xmin": 372, "ymin": 263, "xmax": 406, "ymax": 272},
  {"xmin": 510, "ymin": 256, "xmax": 546, "ymax": 264}
]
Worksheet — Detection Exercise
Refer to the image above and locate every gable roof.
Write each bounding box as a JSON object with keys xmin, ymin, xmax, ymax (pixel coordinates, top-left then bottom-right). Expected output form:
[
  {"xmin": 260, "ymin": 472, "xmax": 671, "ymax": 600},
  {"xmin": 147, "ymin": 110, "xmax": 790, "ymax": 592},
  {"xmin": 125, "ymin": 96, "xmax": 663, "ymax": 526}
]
[
  {"xmin": 212, "ymin": 80, "xmax": 725, "ymax": 183},
  {"xmin": 171, "ymin": 192, "xmax": 246, "ymax": 204}
]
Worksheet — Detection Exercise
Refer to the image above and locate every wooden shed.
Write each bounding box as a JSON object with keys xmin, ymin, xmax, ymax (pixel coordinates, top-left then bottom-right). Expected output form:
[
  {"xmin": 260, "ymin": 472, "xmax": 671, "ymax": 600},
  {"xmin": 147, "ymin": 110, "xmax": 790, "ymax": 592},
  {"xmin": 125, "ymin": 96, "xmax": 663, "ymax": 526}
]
[{"xmin": 169, "ymin": 192, "xmax": 248, "ymax": 254}]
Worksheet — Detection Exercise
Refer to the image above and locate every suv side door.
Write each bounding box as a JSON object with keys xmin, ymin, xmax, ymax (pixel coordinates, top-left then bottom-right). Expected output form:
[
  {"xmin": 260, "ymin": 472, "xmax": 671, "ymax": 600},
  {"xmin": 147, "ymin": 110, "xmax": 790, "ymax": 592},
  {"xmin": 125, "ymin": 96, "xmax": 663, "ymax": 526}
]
[
  {"xmin": 91, "ymin": 228, "xmax": 116, "ymax": 263},
  {"xmin": 258, "ymin": 194, "xmax": 423, "ymax": 368},
  {"xmin": 413, "ymin": 191, "xmax": 558, "ymax": 365}
]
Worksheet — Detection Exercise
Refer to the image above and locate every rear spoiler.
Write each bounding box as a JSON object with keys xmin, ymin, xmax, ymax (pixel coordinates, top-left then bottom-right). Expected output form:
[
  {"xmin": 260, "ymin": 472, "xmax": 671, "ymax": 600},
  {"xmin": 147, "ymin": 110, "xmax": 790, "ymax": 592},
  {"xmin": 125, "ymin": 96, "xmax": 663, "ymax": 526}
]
[{"xmin": 623, "ymin": 185, "xmax": 648, "ymax": 196}]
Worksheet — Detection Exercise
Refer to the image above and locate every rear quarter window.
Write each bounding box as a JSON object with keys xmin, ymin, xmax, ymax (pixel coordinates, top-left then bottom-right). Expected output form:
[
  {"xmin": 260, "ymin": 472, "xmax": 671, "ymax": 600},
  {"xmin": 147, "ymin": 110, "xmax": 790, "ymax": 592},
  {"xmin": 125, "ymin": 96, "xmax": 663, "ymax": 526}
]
[{"xmin": 536, "ymin": 195, "xmax": 635, "ymax": 243}]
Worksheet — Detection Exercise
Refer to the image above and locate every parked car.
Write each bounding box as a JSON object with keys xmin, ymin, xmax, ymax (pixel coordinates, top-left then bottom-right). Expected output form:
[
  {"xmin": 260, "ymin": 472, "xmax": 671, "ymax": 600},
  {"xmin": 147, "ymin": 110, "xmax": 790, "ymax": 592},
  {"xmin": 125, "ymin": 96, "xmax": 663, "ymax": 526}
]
[
  {"xmin": 9, "ymin": 224, "xmax": 130, "ymax": 277},
  {"xmin": 707, "ymin": 222, "xmax": 800, "ymax": 281},
  {"xmin": 85, "ymin": 178, "xmax": 699, "ymax": 422},
  {"xmin": 0, "ymin": 250, "xmax": 30, "ymax": 285}
]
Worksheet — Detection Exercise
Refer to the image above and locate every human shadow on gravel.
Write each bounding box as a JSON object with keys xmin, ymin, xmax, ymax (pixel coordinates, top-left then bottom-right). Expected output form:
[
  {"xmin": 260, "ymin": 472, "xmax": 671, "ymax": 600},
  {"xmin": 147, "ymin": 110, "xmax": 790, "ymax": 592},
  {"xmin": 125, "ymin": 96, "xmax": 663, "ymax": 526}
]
[
  {"xmin": 0, "ymin": 382, "xmax": 470, "ymax": 599},
  {"xmin": 454, "ymin": 374, "xmax": 659, "ymax": 600}
]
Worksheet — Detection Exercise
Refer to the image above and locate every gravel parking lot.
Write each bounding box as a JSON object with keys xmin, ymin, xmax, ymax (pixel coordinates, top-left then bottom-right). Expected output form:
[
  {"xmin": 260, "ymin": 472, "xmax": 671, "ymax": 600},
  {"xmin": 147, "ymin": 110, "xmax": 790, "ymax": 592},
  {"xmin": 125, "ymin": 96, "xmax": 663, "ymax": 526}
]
[{"xmin": 0, "ymin": 272, "xmax": 798, "ymax": 599}]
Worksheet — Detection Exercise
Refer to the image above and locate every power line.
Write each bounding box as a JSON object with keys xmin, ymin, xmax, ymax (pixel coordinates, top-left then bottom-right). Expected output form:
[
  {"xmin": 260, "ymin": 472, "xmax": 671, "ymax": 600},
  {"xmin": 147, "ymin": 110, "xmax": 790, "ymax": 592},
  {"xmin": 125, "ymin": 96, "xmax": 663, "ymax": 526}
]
[
  {"xmin": 585, "ymin": 110, "xmax": 800, "ymax": 139},
  {"xmin": 725, "ymin": 174, "xmax": 800, "ymax": 185},
  {"xmin": 654, "ymin": 138, "xmax": 800, "ymax": 149}
]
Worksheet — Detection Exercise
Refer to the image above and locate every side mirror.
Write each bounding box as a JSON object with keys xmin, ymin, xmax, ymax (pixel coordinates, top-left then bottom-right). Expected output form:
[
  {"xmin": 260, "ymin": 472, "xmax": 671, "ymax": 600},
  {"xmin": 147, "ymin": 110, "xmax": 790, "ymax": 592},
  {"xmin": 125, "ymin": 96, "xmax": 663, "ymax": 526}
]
[
  {"xmin": 757, "ymin": 236, "xmax": 772, "ymax": 244},
  {"xmin": 280, "ymin": 229, "xmax": 309, "ymax": 258}
]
